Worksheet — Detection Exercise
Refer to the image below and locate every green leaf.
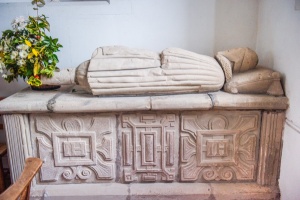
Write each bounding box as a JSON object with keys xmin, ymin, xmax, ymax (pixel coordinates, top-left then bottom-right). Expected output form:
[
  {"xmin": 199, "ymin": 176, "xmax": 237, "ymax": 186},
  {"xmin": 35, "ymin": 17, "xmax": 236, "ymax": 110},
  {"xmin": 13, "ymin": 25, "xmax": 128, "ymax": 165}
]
[
  {"xmin": 52, "ymin": 54, "xmax": 58, "ymax": 62},
  {"xmin": 27, "ymin": 76, "xmax": 42, "ymax": 87},
  {"xmin": 45, "ymin": 24, "xmax": 50, "ymax": 32},
  {"xmin": 3, "ymin": 30, "xmax": 13, "ymax": 35}
]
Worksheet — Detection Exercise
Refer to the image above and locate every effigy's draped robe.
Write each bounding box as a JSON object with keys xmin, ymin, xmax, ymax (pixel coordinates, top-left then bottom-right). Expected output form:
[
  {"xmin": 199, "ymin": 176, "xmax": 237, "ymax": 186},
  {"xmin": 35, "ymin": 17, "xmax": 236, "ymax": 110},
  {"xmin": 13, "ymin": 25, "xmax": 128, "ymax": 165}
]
[
  {"xmin": 40, "ymin": 46, "xmax": 284, "ymax": 96},
  {"xmin": 76, "ymin": 46, "xmax": 225, "ymax": 95}
]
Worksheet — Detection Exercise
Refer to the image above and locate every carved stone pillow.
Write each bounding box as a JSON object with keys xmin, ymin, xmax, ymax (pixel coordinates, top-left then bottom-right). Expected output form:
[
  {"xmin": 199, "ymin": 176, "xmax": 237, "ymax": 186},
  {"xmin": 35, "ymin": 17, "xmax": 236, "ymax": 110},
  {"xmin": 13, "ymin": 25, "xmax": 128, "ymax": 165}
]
[{"xmin": 224, "ymin": 68, "xmax": 284, "ymax": 96}]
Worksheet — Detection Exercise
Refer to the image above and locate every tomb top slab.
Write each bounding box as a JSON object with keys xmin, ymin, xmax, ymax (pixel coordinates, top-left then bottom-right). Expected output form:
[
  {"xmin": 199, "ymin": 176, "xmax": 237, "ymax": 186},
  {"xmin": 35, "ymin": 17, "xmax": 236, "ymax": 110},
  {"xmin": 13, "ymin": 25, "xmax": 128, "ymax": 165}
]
[{"xmin": 0, "ymin": 85, "xmax": 288, "ymax": 114}]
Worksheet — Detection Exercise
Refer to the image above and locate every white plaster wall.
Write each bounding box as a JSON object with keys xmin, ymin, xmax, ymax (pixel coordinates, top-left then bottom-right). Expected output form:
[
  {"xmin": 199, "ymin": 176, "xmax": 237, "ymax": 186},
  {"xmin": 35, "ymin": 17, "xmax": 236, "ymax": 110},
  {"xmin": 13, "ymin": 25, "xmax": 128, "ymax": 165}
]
[
  {"xmin": 256, "ymin": 0, "xmax": 300, "ymax": 199},
  {"xmin": 0, "ymin": 0, "xmax": 216, "ymax": 96},
  {"xmin": 214, "ymin": 0, "xmax": 258, "ymax": 53},
  {"xmin": 0, "ymin": 0, "xmax": 259, "ymax": 97}
]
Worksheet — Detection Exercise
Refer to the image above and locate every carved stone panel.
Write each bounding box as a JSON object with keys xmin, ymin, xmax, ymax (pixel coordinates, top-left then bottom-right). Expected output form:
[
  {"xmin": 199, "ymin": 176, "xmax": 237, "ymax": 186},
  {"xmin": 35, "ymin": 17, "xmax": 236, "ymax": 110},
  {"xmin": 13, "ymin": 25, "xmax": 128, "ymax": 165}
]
[
  {"xmin": 30, "ymin": 114, "xmax": 116, "ymax": 184},
  {"xmin": 120, "ymin": 113, "xmax": 178, "ymax": 183},
  {"xmin": 3, "ymin": 114, "xmax": 28, "ymax": 183},
  {"xmin": 180, "ymin": 111, "xmax": 261, "ymax": 182},
  {"xmin": 257, "ymin": 111, "xmax": 285, "ymax": 186}
]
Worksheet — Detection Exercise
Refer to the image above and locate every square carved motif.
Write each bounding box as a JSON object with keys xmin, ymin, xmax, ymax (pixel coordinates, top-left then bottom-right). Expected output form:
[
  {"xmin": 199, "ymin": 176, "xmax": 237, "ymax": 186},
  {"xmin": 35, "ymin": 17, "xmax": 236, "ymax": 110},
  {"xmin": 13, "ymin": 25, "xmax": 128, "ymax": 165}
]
[
  {"xmin": 196, "ymin": 130, "xmax": 240, "ymax": 166},
  {"xmin": 30, "ymin": 114, "xmax": 116, "ymax": 184},
  {"xmin": 180, "ymin": 111, "xmax": 261, "ymax": 182},
  {"xmin": 63, "ymin": 141, "xmax": 86, "ymax": 157},
  {"xmin": 52, "ymin": 132, "xmax": 96, "ymax": 167}
]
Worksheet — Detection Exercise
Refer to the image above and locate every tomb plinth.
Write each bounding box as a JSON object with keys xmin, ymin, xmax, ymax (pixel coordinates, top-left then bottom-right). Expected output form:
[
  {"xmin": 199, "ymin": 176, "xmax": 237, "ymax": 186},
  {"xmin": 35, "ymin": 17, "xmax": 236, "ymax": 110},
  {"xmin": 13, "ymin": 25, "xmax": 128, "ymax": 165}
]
[{"xmin": 0, "ymin": 85, "xmax": 288, "ymax": 200}]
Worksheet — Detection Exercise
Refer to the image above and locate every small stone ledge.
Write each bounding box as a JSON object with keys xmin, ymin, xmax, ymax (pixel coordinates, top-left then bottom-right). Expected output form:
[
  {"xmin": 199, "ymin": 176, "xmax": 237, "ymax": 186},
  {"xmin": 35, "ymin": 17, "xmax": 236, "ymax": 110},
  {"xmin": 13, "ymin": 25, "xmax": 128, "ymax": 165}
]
[
  {"xmin": 209, "ymin": 91, "xmax": 289, "ymax": 110},
  {"xmin": 0, "ymin": 86, "xmax": 289, "ymax": 114},
  {"xmin": 150, "ymin": 93, "xmax": 212, "ymax": 111},
  {"xmin": 30, "ymin": 183, "xmax": 280, "ymax": 200}
]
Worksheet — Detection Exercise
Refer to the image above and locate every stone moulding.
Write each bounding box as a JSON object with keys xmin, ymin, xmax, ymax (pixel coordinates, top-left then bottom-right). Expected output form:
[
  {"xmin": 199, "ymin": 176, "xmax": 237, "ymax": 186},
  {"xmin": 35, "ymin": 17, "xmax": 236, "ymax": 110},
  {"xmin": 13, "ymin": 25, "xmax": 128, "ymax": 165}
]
[
  {"xmin": 257, "ymin": 111, "xmax": 285, "ymax": 186},
  {"xmin": 3, "ymin": 114, "xmax": 28, "ymax": 183},
  {"xmin": 0, "ymin": 87, "xmax": 289, "ymax": 114}
]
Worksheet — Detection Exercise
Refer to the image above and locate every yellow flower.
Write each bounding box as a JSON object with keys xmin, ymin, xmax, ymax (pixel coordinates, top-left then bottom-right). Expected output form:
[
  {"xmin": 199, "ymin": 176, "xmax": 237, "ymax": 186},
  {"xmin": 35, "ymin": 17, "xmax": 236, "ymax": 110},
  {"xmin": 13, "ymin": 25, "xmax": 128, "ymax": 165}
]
[
  {"xmin": 33, "ymin": 60, "xmax": 40, "ymax": 75},
  {"xmin": 32, "ymin": 48, "xmax": 39, "ymax": 56},
  {"xmin": 25, "ymin": 40, "xmax": 32, "ymax": 47},
  {"xmin": 28, "ymin": 53, "xmax": 34, "ymax": 59}
]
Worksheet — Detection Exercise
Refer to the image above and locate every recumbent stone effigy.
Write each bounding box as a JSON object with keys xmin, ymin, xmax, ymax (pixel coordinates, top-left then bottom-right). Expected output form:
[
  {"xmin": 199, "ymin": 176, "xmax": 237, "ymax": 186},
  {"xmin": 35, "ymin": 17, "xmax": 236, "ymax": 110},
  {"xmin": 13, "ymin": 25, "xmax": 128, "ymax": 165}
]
[
  {"xmin": 0, "ymin": 45, "xmax": 288, "ymax": 200},
  {"xmin": 42, "ymin": 46, "xmax": 284, "ymax": 96}
]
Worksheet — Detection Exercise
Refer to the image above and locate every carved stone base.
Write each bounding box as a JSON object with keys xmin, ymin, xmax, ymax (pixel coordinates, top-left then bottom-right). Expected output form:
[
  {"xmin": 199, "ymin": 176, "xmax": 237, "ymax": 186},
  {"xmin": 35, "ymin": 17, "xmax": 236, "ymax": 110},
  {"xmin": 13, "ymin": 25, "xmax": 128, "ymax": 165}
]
[
  {"xmin": 0, "ymin": 90, "xmax": 287, "ymax": 199},
  {"xmin": 30, "ymin": 183, "xmax": 280, "ymax": 200}
]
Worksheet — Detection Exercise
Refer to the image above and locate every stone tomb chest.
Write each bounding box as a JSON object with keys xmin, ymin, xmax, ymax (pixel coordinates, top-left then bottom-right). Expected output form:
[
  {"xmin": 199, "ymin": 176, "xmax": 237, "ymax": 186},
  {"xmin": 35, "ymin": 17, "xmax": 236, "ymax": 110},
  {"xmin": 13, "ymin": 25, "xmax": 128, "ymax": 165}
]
[{"xmin": 0, "ymin": 86, "xmax": 288, "ymax": 199}]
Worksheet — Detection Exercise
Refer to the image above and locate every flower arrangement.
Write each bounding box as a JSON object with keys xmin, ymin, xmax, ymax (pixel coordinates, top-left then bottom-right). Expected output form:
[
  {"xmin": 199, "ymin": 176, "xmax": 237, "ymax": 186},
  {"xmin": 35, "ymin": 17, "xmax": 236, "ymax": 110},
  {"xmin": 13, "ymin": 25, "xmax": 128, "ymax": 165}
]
[{"xmin": 0, "ymin": 0, "xmax": 62, "ymax": 87}]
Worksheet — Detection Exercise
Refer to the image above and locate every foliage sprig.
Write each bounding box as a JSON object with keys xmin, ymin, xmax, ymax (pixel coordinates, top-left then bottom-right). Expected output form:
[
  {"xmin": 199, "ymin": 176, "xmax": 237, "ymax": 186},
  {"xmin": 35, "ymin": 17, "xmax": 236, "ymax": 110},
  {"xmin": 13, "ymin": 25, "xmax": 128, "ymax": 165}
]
[{"xmin": 0, "ymin": 0, "xmax": 62, "ymax": 86}]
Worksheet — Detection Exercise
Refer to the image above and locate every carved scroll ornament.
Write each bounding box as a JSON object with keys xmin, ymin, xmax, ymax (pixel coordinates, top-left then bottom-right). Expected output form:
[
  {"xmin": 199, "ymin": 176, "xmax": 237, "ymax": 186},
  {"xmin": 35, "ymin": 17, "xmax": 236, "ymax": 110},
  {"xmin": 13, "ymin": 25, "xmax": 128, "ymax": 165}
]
[
  {"xmin": 180, "ymin": 111, "xmax": 261, "ymax": 182},
  {"xmin": 31, "ymin": 114, "xmax": 115, "ymax": 184}
]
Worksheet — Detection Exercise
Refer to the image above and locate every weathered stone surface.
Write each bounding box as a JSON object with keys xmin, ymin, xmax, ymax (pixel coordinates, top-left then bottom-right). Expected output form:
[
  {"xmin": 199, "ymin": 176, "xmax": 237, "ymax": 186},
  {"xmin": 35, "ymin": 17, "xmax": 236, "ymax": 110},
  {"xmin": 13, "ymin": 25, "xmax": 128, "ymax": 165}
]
[
  {"xmin": 30, "ymin": 113, "xmax": 116, "ymax": 184},
  {"xmin": 41, "ymin": 68, "xmax": 76, "ymax": 85},
  {"xmin": 257, "ymin": 111, "xmax": 285, "ymax": 186},
  {"xmin": 3, "ymin": 114, "xmax": 28, "ymax": 182},
  {"xmin": 224, "ymin": 68, "xmax": 284, "ymax": 96},
  {"xmin": 31, "ymin": 183, "xmax": 129, "ymax": 200},
  {"xmin": 0, "ymin": 86, "xmax": 73, "ymax": 113},
  {"xmin": 209, "ymin": 91, "xmax": 289, "ymax": 110},
  {"xmin": 215, "ymin": 47, "xmax": 258, "ymax": 81},
  {"xmin": 91, "ymin": 46, "xmax": 160, "ymax": 60},
  {"xmin": 52, "ymin": 87, "xmax": 151, "ymax": 113},
  {"xmin": 151, "ymin": 93, "xmax": 212, "ymax": 110},
  {"xmin": 41, "ymin": 46, "xmax": 287, "ymax": 98},
  {"xmin": 30, "ymin": 183, "xmax": 279, "ymax": 200},
  {"xmin": 120, "ymin": 113, "xmax": 178, "ymax": 183},
  {"xmin": 215, "ymin": 48, "xmax": 285, "ymax": 96},
  {"xmin": 0, "ymin": 88, "xmax": 289, "ymax": 114},
  {"xmin": 130, "ymin": 183, "xmax": 211, "ymax": 200},
  {"xmin": 211, "ymin": 183, "xmax": 280, "ymax": 200},
  {"xmin": 0, "ymin": 87, "xmax": 288, "ymax": 199},
  {"xmin": 180, "ymin": 111, "xmax": 261, "ymax": 182},
  {"xmin": 85, "ymin": 48, "xmax": 224, "ymax": 95},
  {"xmin": 43, "ymin": 46, "xmax": 225, "ymax": 96}
]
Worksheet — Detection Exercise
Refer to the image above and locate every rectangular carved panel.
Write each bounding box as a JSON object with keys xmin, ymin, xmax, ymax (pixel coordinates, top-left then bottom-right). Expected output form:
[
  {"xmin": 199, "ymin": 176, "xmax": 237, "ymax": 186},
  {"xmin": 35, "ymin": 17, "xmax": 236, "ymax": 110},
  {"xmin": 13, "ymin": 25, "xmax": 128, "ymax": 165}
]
[
  {"xmin": 196, "ymin": 130, "xmax": 239, "ymax": 166},
  {"xmin": 141, "ymin": 131, "xmax": 157, "ymax": 165},
  {"xmin": 63, "ymin": 141, "xmax": 87, "ymax": 157},
  {"xmin": 52, "ymin": 132, "xmax": 96, "ymax": 166},
  {"xmin": 122, "ymin": 132, "xmax": 132, "ymax": 166},
  {"xmin": 120, "ymin": 113, "xmax": 178, "ymax": 183},
  {"xmin": 30, "ymin": 114, "xmax": 116, "ymax": 184},
  {"xmin": 257, "ymin": 111, "xmax": 285, "ymax": 186},
  {"xmin": 180, "ymin": 111, "xmax": 261, "ymax": 182},
  {"xmin": 3, "ymin": 114, "xmax": 27, "ymax": 183},
  {"xmin": 166, "ymin": 131, "xmax": 174, "ymax": 166}
]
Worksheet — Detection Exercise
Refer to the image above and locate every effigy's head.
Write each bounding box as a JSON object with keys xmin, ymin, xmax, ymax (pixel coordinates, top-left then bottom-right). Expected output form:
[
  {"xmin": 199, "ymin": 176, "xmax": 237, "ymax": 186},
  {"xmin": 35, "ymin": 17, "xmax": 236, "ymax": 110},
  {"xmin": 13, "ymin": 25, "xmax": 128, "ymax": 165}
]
[{"xmin": 215, "ymin": 47, "xmax": 258, "ymax": 82}]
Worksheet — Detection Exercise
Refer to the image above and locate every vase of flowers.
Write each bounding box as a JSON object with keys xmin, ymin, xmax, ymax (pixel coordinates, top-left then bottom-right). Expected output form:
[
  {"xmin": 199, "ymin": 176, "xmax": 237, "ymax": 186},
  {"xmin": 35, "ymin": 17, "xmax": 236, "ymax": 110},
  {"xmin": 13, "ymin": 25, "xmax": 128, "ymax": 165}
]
[{"xmin": 0, "ymin": 0, "xmax": 62, "ymax": 89}]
